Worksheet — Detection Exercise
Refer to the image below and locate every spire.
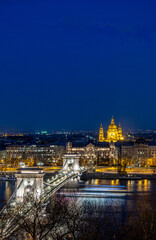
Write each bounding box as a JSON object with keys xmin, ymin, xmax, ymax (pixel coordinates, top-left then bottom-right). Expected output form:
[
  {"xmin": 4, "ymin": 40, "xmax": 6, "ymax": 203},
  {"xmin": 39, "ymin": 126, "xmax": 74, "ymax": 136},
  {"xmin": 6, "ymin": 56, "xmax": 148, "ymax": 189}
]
[
  {"xmin": 118, "ymin": 122, "xmax": 124, "ymax": 140},
  {"xmin": 111, "ymin": 116, "xmax": 115, "ymax": 124},
  {"xmin": 99, "ymin": 123, "xmax": 104, "ymax": 142}
]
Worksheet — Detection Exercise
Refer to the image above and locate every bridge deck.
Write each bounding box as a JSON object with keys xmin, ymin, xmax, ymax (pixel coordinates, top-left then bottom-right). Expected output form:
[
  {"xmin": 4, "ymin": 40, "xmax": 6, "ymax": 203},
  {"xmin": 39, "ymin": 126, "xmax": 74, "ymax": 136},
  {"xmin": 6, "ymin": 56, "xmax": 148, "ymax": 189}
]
[{"xmin": 0, "ymin": 169, "xmax": 87, "ymax": 238}]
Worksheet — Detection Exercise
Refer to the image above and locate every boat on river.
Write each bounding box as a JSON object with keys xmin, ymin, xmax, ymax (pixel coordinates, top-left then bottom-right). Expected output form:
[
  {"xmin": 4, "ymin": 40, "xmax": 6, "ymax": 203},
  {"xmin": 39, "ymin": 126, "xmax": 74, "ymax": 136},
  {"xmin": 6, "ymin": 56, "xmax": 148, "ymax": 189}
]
[{"xmin": 118, "ymin": 175, "xmax": 142, "ymax": 180}]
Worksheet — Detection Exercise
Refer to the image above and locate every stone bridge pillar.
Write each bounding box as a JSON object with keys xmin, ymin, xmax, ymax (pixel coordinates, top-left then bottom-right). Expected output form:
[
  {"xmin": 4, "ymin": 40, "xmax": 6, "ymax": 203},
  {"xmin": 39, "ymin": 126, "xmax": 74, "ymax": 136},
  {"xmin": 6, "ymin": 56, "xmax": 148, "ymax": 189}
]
[
  {"xmin": 15, "ymin": 167, "xmax": 45, "ymax": 203},
  {"xmin": 62, "ymin": 153, "xmax": 80, "ymax": 173}
]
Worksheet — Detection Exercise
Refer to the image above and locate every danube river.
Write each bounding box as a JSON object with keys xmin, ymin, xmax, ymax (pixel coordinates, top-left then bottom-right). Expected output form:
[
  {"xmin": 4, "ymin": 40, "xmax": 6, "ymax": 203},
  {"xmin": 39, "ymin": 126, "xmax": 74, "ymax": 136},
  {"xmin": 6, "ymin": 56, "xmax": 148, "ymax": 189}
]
[{"xmin": 1, "ymin": 178, "xmax": 156, "ymax": 210}]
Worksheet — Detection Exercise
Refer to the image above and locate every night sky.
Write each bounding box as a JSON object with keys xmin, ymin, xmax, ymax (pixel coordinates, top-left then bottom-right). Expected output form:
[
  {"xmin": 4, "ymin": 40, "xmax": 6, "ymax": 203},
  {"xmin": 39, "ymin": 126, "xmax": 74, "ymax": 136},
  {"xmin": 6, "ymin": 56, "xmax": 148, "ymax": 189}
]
[{"xmin": 0, "ymin": 0, "xmax": 156, "ymax": 131}]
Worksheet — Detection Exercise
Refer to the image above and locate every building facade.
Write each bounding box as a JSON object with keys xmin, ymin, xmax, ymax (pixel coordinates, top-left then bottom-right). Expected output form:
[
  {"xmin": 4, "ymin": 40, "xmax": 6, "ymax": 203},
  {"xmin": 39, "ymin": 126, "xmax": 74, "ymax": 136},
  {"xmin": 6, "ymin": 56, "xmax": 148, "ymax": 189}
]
[
  {"xmin": 99, "ymin": 123, "xmax": 104, "ymax": 142},
  {"xmin": 120, "ymin": 139, "xmax": 156, "ymax": 167},
  {"xmin": 99, "ymin": 117, "xmax": 124, "ymax": 143},
  {"xmin": 6, "ymin": 145, "xmax": 65, "ymax": 167},
  {"xmin": 0, "ymin": 150, "xmax": 6, "ymax": 164},
  {"xmin": 66, "ymin": 141, "xmax": 118, "ymax": 166}
]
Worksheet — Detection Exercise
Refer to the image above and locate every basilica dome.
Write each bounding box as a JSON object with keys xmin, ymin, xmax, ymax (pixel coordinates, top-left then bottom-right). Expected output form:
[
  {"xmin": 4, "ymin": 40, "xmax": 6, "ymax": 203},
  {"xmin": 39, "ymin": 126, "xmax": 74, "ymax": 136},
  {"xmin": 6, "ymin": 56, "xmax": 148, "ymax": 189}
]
[
  {"xmin": 98, "ymin": 116, "xmax": 124, "ymax": 143},
  {"xmin": 108, "ymin": 117, "xmax": 117, "ymax": 130},
  {"xmin": 107, "ymin": 117, "xmax": 118, "ymax": 142}
]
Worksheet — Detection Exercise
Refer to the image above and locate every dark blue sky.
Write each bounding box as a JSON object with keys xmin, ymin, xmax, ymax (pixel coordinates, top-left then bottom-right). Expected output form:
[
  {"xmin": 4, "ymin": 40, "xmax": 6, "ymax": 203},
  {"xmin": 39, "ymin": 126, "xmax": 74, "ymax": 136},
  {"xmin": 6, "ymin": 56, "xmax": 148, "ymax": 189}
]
[{"xmin": 0, "ymin": 0, "xmax": 156, "ymax": 131}]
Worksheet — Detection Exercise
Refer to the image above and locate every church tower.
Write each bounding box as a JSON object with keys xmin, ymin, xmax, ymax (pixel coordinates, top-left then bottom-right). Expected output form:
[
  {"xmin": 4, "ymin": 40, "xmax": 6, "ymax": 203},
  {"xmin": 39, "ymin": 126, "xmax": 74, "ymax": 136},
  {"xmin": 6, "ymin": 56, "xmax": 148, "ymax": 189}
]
[
  {"xmin": 106, "ymin": 116, "xmax": 118, "ymax": 142},
  {"xmin": 118, "ymin": 123, "xmax": 124, "ymax": 140},
  {"xmin": 99, "ymin": 123, "xmax": 104, "ymax": 142}
]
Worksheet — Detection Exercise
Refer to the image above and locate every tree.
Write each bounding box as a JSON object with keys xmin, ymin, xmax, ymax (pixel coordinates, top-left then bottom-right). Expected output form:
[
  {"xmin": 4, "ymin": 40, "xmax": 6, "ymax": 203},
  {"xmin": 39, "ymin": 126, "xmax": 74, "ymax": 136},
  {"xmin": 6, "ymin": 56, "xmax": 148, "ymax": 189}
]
[
  {"xmin": 9, "ymin": 197, "xmax": 67, "ymax": 240},
  {"xmin": 1, "ymin": 195, "xmax": 156, "ymax": 240}
]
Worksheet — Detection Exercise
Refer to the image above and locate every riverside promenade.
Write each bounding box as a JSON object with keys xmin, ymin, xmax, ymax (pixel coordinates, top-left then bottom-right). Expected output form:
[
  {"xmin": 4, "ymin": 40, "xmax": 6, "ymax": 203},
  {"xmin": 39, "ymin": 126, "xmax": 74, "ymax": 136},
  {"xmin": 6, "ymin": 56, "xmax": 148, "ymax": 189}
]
[
  {"xmin": 81, "ymin": 166, "xmax": 156, "ymax": 180},
  {"xmin": 1, "ymin": 166, "xmax": 156, "ymax": 180},
  {"xmin": 81, "ymin": 172, "xmax": 156, "ymax": 180}
]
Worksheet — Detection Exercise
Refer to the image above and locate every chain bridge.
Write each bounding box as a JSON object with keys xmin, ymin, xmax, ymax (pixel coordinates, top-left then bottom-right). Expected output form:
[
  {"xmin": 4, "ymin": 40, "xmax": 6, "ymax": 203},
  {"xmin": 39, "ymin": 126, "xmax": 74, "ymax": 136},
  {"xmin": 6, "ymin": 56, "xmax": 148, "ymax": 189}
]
[{"xmin": 0, "ymin": 154, "xmax": 88, "ymax": 239}]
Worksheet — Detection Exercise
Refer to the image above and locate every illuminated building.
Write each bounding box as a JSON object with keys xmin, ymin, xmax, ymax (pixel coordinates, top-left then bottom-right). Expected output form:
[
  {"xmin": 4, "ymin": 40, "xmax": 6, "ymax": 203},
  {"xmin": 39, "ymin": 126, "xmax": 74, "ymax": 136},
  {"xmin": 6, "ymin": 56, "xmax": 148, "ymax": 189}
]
[
  {"xmin": 0, "ymin": 150, "xmax": 6, "ymax": 164},
  {"xmin": 107, "ymin": 117, "xmax": 119, "ymax": 142},
  {"xmin": 6, "ymin": 145, "xmax": 65, "ymax": 167},
  {"xmin": 98, "ymin": 117, "xmax": 124, "ymax": 142},
  {"xmin": 118, "ymin": 123, "xmax": 124, "ymax": 140},
  {"xmin": 66, "ymin": 141, "xmax": 118, "ymax": 165},
  {"xmin": 121, "ymin": 139, "xmax": 156, "ymax": 167},
  {"xmin": 99, "ymin": 123, "xmax": 104, "ymax": 142}
]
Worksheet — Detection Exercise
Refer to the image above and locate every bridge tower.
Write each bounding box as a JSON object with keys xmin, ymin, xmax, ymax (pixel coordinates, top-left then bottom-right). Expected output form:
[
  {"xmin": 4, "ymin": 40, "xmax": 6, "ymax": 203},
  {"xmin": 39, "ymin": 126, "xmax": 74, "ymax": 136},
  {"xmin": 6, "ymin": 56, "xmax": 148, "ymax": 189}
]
[
  {"xmin": 62, "ymin": 153, "xmax": 80, "ymax": 173},
  {"xmin": 15, "ymin": 167, "xmax": 45, "ymax": 202}
]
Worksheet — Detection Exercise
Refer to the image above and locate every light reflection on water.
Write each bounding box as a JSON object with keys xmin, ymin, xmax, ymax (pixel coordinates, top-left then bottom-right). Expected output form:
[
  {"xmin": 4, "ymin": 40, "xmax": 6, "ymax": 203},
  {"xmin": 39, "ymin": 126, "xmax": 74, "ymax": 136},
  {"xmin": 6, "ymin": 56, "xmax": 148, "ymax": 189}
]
[
  {"xmin": 0, "ymin": 179, "xmax": 156, "ymax": 210},
  {"xmin": 0, "ymin": 181, "xmax": 16, "ymax": 209},
  {"xmin": 57, "ymin": 179, "xmax": 156, "ymax": 210}
]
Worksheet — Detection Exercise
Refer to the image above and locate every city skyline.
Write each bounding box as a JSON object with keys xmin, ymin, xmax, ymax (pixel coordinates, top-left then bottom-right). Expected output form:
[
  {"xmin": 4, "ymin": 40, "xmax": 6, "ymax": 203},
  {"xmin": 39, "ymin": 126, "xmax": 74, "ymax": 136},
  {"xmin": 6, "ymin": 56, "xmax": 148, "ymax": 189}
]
[
  {"xmin": 1, "ymin": 0, "xmax": 156, "ymax": 130},
  {"xmin": 0, "ymin": 114, "xmax": 156, "ymax": 133},
  {"xmin": 1, "ymin": 1, "xmax": 156, "ymax": 239}
]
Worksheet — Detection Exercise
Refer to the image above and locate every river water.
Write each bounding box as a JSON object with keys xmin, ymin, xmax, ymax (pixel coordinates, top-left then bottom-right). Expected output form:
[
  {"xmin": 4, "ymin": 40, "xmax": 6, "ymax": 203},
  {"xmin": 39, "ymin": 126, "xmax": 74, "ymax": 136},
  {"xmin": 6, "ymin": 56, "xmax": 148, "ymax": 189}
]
[
  {"xmin": 0, "ymin": 181, "xmax": 16, "ymax": 209},
  {"xmin": 57, "ymin": 178, "xmax": 156, "ymax": 210},
  {"xmin": 1, "ymin": 179, "xmax": 156, "ymax": 210}
]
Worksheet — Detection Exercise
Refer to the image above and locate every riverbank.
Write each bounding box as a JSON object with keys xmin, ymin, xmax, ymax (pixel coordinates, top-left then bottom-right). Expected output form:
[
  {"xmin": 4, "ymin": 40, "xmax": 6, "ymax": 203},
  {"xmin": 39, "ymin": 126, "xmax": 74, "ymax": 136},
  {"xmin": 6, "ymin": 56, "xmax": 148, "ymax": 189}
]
[
  {"xmin": 95, "ymin": 166, "xmax": 156, "ymax": 174},
  {"xmin": 0, "ymin": 166, "xmax": 61, "ymax": 173},
  {"xmin": 81, "ymin": 172, "xmax": 156, "ymax": 180},
  {"xmin": 1, "ymin": 166, "xmax": 156, "ymax": 181},
  {"xmin": 1, "ymin": 166, "xmax": 156, "ymax": 174}
]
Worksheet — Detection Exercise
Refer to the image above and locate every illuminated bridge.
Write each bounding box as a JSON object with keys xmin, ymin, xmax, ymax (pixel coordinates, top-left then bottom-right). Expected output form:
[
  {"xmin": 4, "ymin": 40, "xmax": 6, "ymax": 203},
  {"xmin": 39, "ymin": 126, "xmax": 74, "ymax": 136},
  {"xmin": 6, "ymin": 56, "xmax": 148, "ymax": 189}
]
[{"xmin": 0, "ymin": 154, "xmax": 88, "ymax": 239}]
